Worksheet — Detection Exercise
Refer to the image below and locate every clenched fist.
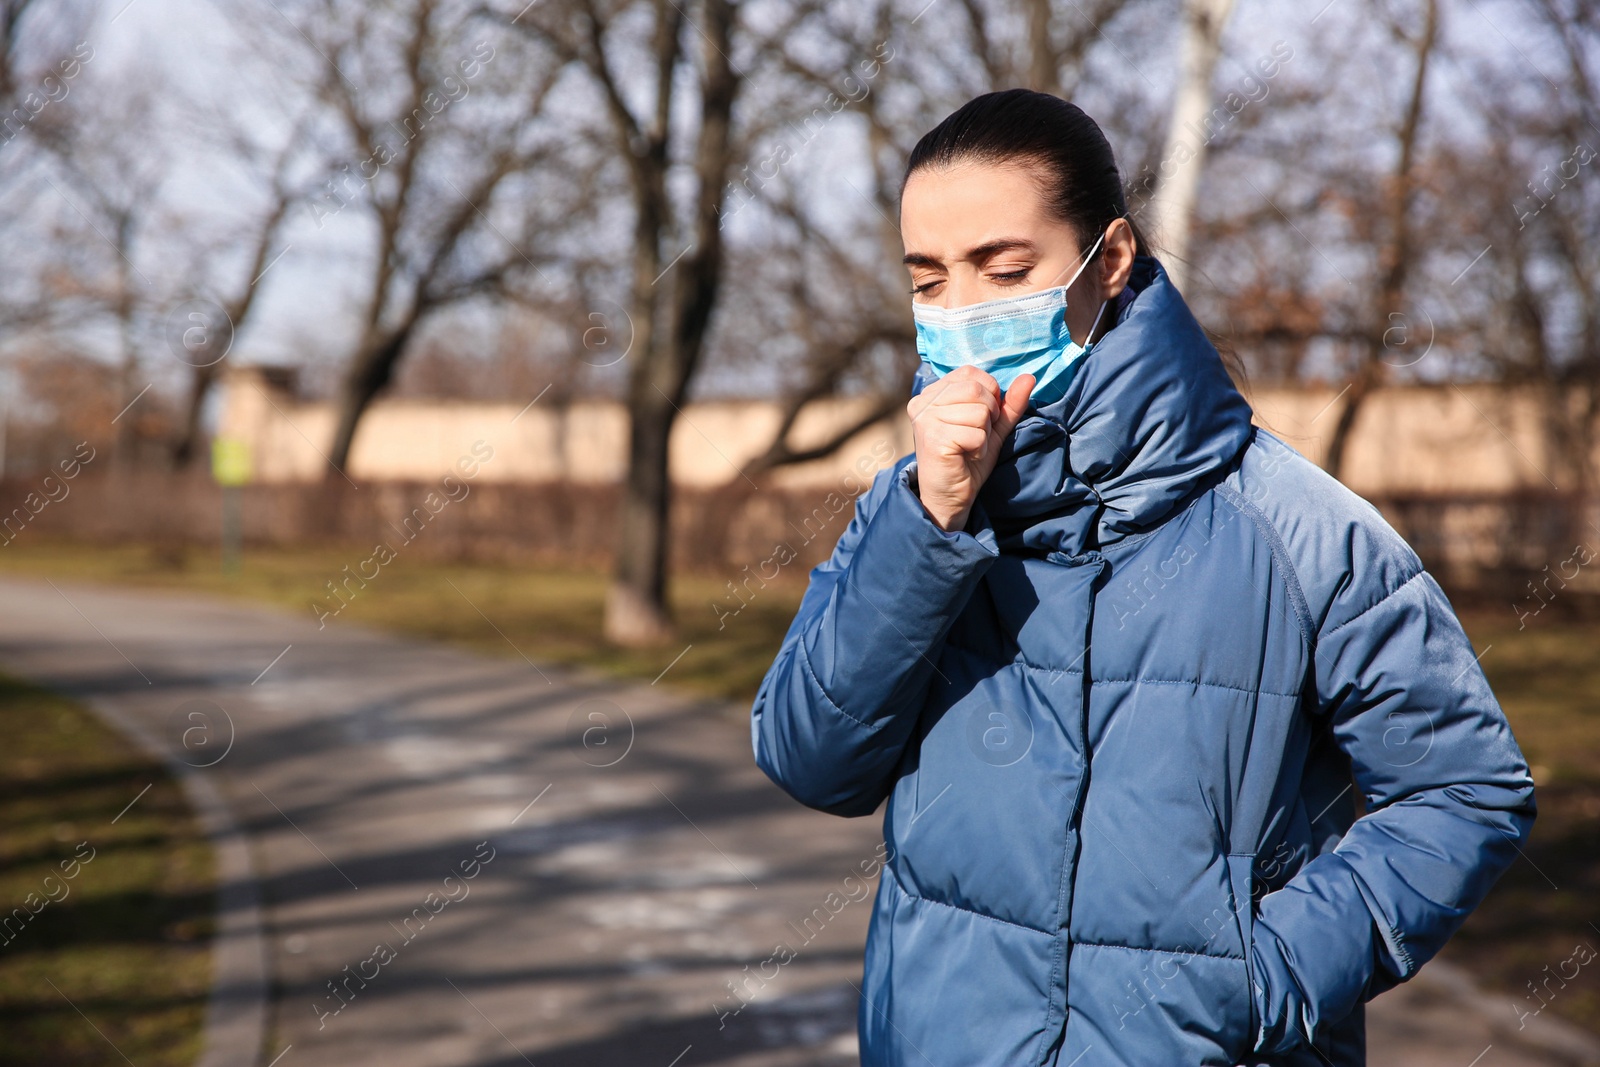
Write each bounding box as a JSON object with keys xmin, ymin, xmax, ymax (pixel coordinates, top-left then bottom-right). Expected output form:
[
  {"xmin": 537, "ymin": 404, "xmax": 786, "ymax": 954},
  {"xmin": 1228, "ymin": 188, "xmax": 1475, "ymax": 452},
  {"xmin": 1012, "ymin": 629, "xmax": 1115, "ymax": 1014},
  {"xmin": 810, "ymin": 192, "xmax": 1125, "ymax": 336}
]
[{"xmin": 907, "ymin": 365, "xmax": 1035, "ymax": 532}]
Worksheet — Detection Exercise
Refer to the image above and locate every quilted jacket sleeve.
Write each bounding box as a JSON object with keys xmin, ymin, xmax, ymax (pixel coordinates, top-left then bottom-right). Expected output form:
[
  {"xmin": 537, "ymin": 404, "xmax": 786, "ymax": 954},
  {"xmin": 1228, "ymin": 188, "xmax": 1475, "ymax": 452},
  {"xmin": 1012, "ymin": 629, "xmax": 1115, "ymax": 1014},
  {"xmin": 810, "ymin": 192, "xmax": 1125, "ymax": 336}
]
[
  {"xmin": 751, "ymin": 458, "xmax": 999, "ymax": 817},
  {"xmin": 1249, "ymin": 547, "xmax": 1538, "ymax": 1054}
]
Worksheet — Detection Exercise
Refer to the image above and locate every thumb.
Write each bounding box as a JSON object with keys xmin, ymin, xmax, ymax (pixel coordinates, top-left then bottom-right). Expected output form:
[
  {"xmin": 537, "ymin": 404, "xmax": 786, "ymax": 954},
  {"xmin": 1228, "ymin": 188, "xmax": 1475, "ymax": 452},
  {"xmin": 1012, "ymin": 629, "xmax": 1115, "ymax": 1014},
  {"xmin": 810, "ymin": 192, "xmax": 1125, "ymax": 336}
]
[{"xmin": 996, "ymin": 373, "xmax": 1035, "ymax": 437}]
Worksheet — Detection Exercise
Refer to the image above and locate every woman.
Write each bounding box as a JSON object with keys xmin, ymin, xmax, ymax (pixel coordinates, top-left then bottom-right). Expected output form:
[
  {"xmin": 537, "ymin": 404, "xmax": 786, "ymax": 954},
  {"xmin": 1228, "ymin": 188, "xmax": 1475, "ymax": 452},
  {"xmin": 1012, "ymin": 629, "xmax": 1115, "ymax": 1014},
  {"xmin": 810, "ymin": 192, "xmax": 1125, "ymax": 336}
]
[{"xmin": 749, "ymin": 90, "xmax": 1536, "ymax": 1067}]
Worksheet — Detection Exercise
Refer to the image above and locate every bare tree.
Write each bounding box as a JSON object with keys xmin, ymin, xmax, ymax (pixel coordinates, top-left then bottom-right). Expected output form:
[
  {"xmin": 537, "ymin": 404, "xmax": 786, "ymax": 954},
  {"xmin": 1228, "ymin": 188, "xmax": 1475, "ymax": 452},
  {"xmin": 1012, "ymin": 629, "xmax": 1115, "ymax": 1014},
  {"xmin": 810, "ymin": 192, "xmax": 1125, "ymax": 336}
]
[
  {"xmin": 168, "ymin": 115, "xmax": 309, "ymax": 468},
  {"xmin": 955, "ymin": 0, "xmax": 1136, "ymax": 96},
  {"xmin": 502, "ymin": 0, "xmax": 743, "ymax": 645},
  {"xmin": 0, "ymin": 0, "xmax": 95, "ymax": 332},
  {"xmin": 730, "ymin": 0, "xmax": 918, "ymax": 481},
  {"xmin": 1323, "ymin": 0, "xmax": 1441, "ymax": 480},
  {"xmin": 250, "ymin": 0, "xmax": 564, "ymax": 479},
  {"xmin": 9, "ymin": 18, "xmax": 315, "ymax": 472},
  {"xmin": 1449, "ymin": 0, "xmax": 1600, "ymax": 545},
  {"xmin": 0, "ymin": 0, "xmax": 93, "ymax": 140},
  {"xmin": 27, "ymin": 77, "xmax": 174, "ymax": 468}
]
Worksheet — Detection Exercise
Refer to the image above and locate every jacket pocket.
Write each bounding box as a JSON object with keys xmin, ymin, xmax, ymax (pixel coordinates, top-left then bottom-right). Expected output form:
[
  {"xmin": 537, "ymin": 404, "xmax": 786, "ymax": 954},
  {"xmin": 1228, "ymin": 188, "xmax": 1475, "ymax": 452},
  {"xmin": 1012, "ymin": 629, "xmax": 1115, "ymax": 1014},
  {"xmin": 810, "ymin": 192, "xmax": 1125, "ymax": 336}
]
[{"xmin": 1225, "ymin": 853, "xmax": 1260, "ymax": 1060}]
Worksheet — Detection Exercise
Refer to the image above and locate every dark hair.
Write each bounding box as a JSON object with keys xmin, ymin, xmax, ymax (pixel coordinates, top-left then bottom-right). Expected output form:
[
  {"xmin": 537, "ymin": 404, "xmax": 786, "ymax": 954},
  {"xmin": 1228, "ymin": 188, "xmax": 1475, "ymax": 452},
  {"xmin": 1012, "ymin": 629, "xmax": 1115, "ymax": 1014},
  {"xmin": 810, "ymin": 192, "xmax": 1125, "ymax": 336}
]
[{"xmin": 901, "ymin": 89, "xmax": 1150, "ymax": 259}]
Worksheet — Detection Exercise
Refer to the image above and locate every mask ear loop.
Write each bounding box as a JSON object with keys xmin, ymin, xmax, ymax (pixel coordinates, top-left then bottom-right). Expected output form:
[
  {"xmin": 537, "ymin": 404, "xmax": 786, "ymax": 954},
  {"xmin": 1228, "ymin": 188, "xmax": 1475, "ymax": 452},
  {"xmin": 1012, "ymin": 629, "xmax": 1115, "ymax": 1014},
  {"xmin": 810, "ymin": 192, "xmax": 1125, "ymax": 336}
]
[
  {"xmin": 1078, "ymin": 294, "xmax": 1110, "ymax": 349},
  {"xmin": 1051, "ymin": 228, "xmax": 1108, "ymax": 290},
  {"xmin": 1061, "ymin": 228, "xmax": 1110, "ymax": 347}
]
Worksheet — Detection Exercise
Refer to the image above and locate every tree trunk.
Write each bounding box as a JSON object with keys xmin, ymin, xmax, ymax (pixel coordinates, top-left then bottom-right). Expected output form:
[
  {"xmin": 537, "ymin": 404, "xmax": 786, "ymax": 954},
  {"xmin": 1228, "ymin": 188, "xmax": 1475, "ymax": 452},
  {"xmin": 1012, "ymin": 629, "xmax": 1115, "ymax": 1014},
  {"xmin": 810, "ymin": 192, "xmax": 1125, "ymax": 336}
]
[
  {"xmin": 326, "ymin": 327, "xmax": 411, "ymax": 479},
  {"xmin": 602, "ymin": 0, "xmax": 737, "ymax": 647},
  {"xmin": 1151, "ymin": 0, "xmax": 1236, "ymax": 291},
  {"xmin": 171, "ymin": 197, "xmax": 291, "ymax": 469},
  {"xmin": 1549, "ymin": 383, "xmax": 1599, "ymax": 552},
  {"xmin": 606, "ymin": 383, "xmax": 676, "ymax": 645},
  {"xmin": 1322, "ymin": 363, "xmax": 1377, "ymax": 483},
  {"xmin": 1023, "ymin": 0, "xmax": 1057, "ymax": 94},
  {"xmin": 602, "ymin": 120, "xmax": 673, "ymax": 645},
  {"xmin": 170, "ymin": 362, "xmax": 218, "ymax": 469},
  {"xmin": 109, "ymin": 207, "xmax": 140, "ymax": 468}
]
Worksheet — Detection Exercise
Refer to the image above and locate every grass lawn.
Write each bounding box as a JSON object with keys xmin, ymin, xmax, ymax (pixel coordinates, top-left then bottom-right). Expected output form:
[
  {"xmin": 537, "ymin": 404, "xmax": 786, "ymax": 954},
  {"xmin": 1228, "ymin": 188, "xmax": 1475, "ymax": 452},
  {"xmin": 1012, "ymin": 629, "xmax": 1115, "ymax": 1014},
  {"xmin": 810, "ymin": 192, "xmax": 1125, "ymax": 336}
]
[
  {"xmin": 0, "ymin": 541, "xmax": 1594, "ymax": 1037},
  {"xmin": 1437, "ymin": 608, "xmax": 1600, "ymax": 1037},
  {"xmin": 0, "ymin": 673, "xmax": 214, "ymax": 1067}
]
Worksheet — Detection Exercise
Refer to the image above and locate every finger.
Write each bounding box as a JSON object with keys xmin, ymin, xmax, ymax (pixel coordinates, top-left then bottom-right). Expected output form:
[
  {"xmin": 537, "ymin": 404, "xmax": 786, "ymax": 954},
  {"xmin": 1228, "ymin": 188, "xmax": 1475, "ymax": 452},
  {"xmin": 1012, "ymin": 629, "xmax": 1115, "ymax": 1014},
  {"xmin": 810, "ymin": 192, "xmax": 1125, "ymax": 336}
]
[
  {"xmin": 932, "ymin": 379, "xmax": 1002, "ymax": 419},
  {"xmin": 937, "ymin": 425, "xmax": 988, "ymax": 455},
  {"xmin": 971, "ymin": 367, "xmax": 1004, "ymax": 405},
  {"xmin": 912, "ymin": 384, "xmax": 968, "ymax": 418},
  {"xmin": 944, "ymin": 364, "xmax": 1004, "ymax": 399},
  {"xmin": 996, "ymin": 373, "xmax": 1035, "ymax": 437},
  {"xmin": 943, "ymin": 363, "xmax": 990, "ymax": 383},
  {"xmin": 909, "ymin": 375, "xmax": 966, "ymax": 423},
  {"xmin": 930, "ymin": 402, "xmax": 999, "ymax": 429}
]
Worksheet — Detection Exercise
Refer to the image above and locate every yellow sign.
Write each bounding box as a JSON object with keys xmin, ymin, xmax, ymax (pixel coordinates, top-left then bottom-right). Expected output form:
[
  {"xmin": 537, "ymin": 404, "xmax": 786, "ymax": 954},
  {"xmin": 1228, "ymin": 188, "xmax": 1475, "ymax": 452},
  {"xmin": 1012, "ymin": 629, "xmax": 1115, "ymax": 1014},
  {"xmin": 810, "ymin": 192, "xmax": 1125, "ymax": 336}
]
[{"xmin": 211, "ymin": 438, "xmax": 251, "ymax": 486}]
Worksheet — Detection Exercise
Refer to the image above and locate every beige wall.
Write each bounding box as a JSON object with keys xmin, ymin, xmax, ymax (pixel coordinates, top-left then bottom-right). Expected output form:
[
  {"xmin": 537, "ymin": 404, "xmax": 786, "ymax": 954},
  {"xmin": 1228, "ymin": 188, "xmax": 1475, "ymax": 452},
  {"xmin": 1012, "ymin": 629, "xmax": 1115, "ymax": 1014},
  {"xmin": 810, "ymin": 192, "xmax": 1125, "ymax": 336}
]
[
  {"xmin": 1246, "ymin": 384, "xmax": 1563, "ymax": 495},
  {"xmin": 219, "ymin": 367, "xmax": 912, "ymax": 489},
  {"xmin": 219, "ymin": 366, "xmax": 1580, "ymax": 496}
]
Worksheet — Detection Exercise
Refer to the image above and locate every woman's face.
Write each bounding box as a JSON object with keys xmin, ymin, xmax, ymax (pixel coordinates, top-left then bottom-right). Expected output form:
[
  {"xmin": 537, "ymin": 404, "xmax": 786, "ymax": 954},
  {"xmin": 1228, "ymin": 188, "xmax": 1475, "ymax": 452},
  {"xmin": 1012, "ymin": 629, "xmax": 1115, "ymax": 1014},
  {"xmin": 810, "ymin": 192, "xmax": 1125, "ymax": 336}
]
[{"xmin": 900, "ymin": 160, "xmax": 1133, "ymax": 347}]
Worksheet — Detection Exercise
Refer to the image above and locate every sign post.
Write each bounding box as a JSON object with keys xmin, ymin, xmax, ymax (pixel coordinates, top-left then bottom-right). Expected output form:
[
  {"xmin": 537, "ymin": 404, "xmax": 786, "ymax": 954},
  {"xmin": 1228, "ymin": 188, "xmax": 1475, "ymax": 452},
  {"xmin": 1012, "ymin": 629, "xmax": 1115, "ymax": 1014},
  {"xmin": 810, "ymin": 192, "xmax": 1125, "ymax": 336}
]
[{"xmin": 211, "ymin": 438, "xmax": 251, "ymax": 575}]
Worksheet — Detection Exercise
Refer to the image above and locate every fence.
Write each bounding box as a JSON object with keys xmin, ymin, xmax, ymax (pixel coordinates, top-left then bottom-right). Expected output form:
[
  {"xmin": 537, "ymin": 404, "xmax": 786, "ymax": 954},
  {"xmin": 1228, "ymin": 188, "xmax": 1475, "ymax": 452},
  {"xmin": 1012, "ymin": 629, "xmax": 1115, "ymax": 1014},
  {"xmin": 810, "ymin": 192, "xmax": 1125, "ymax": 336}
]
[{"xmin": 3, "ymin": 471, "xmax": 1596, "ymax": 610}]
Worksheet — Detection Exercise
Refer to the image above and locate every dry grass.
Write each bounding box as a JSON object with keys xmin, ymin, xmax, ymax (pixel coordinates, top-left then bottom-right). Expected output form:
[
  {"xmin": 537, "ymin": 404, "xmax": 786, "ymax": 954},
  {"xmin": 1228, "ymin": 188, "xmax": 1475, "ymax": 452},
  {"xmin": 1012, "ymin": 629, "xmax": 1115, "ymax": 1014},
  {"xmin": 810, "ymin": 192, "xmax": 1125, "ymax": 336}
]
[
  {"xmin": 0, "ymin": 674, "xmax": 214, "ymax": 1066},
  {"xmin": 1437, "ymin": 608, "xmax": 1600, "ymax": 1035}
]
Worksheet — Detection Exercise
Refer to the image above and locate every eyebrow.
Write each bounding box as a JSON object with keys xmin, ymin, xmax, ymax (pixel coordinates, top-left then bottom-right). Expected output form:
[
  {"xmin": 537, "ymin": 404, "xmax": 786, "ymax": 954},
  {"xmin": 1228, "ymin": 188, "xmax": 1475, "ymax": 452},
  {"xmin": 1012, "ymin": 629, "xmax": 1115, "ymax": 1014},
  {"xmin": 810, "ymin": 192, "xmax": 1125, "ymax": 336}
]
[{"xmin": 903, "ymin": 237, "xmax": 1039, "ymax": 269}]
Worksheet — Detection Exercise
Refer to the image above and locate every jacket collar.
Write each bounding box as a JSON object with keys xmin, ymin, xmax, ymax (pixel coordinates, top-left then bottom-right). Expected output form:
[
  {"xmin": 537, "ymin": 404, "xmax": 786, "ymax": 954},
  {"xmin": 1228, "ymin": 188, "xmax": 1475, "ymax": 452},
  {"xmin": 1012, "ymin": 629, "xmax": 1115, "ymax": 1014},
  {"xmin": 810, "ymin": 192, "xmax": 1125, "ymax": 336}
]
[{"xmin": 910, "ymin": 255, "xmax": 1255, "ymax": 558}]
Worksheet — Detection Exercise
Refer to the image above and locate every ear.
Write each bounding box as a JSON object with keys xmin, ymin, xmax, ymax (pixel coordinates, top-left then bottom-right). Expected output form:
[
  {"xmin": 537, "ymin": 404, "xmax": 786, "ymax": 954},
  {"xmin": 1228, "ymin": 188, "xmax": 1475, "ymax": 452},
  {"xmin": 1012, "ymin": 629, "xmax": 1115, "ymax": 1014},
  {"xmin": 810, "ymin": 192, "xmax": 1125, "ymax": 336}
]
[{"xmin": 1098, "ymin": 217, "xmax": 1138, "ymax": 301}]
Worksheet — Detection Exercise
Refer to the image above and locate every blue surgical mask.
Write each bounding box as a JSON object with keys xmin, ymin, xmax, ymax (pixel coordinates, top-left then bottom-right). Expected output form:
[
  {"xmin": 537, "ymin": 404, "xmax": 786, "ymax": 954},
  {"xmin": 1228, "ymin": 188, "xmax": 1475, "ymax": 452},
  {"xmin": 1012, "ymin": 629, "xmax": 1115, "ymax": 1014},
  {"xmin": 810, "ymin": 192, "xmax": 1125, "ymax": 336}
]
[{"xmin": 912, "ymin": 231, "xmax": 1109, "ymax": 406}]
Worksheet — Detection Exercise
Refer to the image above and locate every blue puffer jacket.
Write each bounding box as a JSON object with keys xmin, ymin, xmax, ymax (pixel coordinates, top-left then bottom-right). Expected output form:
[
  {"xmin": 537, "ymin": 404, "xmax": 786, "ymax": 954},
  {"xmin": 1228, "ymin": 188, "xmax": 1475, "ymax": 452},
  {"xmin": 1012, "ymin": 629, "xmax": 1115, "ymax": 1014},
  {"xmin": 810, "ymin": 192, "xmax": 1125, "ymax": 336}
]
[{"xmin": 750, "ymin": 256, "xmax": 1536, "ymax": 1066}]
